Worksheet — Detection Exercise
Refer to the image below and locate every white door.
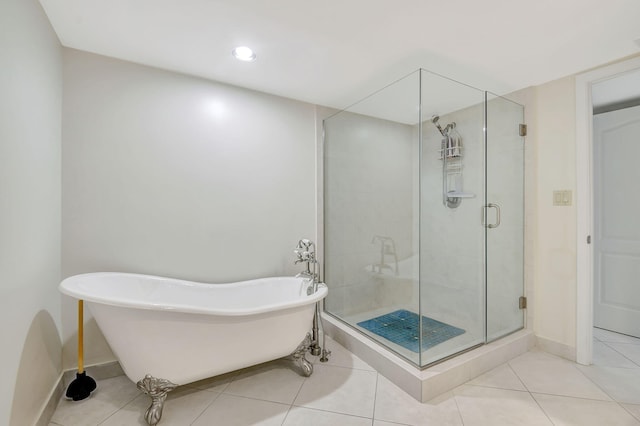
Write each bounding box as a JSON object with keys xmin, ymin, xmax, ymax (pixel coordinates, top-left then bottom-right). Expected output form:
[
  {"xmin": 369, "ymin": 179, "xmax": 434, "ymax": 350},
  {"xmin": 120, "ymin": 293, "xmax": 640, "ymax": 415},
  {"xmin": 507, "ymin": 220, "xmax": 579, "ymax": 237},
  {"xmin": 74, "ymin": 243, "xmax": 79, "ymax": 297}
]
[{"xmin": 593, "ymin": 104, "xmax": 640, "ymax": 338}]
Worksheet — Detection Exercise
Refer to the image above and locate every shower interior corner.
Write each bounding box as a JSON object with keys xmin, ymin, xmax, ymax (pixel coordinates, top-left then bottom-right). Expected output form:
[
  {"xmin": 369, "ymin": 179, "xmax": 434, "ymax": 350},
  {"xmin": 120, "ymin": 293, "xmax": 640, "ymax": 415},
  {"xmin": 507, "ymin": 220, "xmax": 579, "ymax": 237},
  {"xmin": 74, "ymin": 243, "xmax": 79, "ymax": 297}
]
[{"xmin": 321, "ymin": 68, "xmax": 527, "ymax": 389}]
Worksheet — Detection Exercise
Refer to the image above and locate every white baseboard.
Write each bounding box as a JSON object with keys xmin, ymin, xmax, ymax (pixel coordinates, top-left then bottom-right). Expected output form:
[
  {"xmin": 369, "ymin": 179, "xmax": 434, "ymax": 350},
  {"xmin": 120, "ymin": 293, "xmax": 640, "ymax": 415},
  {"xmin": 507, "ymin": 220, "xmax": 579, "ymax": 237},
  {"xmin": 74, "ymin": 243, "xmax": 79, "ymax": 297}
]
[
  {"xmin": 536, "ymin": 336, "xmax": 576, "ymax": 361},
  {"xmin": 35, "ymin": 375, "xmax": 64, "ymax": 426}
]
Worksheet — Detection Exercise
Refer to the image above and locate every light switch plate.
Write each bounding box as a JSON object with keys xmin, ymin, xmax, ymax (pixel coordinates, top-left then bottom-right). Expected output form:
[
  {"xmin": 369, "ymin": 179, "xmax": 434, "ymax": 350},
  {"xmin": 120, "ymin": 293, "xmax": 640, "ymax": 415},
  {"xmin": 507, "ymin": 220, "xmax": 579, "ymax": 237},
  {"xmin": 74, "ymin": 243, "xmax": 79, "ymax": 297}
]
[{"xmin": 553, "ymin": 190, "xmax": 572, "ymax": 206}]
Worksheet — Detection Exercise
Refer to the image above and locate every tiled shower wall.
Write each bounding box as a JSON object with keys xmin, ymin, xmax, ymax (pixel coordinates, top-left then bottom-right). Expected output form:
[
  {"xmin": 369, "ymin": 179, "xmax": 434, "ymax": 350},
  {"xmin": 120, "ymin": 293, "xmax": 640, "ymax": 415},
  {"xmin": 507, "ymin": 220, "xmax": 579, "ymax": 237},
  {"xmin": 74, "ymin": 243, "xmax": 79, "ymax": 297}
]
[{"xmin": 324, "ymin": 111, "xmax": 416, "ymax": 317}]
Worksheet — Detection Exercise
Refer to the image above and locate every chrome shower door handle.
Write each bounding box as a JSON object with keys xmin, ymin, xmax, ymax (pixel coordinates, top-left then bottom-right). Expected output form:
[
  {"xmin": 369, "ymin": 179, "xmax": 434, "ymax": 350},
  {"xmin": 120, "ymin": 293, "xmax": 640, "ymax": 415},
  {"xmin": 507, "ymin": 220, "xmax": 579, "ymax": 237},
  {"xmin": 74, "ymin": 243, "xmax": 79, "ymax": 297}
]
[
  {"xmin": 482, "ymin": 203, "xmax": 501, "ymax": 228},
  {"xmin": 488, "ymin": 203, "xmax": 501, "ymax": 228}
]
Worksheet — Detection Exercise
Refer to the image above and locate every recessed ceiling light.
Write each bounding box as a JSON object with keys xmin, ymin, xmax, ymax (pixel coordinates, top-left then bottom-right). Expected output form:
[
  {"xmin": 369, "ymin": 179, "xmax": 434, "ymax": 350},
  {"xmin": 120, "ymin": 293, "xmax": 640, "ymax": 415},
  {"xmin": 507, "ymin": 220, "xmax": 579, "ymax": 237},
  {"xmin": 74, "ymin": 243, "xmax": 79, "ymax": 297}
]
[{"xmin": 232, "ymin": 46, "xmax": 256, "ymax": 62}]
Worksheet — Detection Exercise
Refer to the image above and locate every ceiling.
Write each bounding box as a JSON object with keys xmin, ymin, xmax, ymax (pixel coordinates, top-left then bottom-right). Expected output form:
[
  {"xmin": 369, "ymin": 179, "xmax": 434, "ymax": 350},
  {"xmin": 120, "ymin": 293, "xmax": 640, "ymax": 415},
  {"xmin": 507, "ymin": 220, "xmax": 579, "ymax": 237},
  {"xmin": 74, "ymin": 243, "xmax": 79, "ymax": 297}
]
[{"xmin": 39, "ymin": 0, "xmax": 640, "ymax": 111}]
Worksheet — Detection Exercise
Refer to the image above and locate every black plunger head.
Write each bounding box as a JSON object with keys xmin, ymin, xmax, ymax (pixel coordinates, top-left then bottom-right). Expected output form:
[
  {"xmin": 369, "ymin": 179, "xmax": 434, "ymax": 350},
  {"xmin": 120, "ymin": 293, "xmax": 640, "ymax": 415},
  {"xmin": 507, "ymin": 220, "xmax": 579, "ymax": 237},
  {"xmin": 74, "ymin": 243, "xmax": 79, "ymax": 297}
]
[{"xmin": 65, "ymin": 371, "xmax": 97, "ymax": 401}]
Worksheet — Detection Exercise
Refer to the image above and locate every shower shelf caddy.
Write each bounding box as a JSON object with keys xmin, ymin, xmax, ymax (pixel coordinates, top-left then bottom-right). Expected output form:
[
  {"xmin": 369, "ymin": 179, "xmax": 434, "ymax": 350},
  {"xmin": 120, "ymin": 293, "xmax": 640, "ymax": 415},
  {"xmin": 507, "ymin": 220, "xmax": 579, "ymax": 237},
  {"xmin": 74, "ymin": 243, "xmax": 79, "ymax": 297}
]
[{"xmin": 434, "ymin": 120, "xmax": 475, "ymax": 208}]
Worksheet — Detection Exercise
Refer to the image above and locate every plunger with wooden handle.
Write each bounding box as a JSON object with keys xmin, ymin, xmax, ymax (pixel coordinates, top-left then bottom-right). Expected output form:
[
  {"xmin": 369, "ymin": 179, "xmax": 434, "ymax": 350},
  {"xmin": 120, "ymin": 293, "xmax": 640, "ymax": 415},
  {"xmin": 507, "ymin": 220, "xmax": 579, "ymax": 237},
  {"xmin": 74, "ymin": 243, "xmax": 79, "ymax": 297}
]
[{"xmin": 65, "ymin": 300, "xmax": 97, "ymax": 401}]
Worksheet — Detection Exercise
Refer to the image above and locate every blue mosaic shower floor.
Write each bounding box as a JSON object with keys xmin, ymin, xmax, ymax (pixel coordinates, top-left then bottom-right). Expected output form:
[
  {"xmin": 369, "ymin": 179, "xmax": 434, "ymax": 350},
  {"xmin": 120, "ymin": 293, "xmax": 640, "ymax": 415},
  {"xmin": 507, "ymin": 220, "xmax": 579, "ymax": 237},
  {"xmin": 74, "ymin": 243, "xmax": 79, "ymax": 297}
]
[{"xmin": 357, "ymin": 309, "xmax": 465, "ymax": 353}]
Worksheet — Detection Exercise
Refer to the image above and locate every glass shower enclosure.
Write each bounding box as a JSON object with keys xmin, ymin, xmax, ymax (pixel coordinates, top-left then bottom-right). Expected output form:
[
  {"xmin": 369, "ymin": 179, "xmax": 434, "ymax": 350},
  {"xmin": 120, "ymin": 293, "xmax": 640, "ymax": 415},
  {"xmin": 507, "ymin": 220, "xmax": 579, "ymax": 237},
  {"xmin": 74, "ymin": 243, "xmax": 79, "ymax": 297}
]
[{"xmin": 322, "ymin": 69, "xmax": 524, "ymax": 367}]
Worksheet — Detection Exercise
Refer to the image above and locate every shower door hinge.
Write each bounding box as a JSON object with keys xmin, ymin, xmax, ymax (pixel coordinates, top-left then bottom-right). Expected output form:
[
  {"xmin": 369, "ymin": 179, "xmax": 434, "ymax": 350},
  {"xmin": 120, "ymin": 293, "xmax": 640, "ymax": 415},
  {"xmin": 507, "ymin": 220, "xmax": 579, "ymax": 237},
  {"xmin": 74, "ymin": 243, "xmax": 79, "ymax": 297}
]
[
  {"xmin": 519, "ymin": 124, "xmax": 527, "ymax": 137},
  {"xmin": 519, "ymin": 296, "xmax": 527, "ymax": 310}
]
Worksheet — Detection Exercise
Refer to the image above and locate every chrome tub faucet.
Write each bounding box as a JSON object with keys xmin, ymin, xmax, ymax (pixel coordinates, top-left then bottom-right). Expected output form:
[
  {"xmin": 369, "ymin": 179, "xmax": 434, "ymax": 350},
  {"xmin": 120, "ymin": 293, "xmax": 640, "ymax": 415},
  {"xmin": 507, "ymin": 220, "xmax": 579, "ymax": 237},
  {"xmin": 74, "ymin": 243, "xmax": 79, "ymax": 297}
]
[{"xmin": 293, "ymin": 239, "xmax": 330, "ymax": 360}]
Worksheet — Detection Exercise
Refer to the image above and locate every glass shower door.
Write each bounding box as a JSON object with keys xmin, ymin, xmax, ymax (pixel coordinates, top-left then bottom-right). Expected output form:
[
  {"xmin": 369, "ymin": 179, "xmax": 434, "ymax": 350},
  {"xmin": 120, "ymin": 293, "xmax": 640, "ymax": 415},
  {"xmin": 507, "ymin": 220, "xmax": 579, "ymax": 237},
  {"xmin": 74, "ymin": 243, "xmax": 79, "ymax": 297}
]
[
  {"xmin": 418, "ymin": 69, "xmax": 486, "ymax": 366},
  {"xmin": 485, "ymin": 93, "xmax": 525, "ymax": 342}
]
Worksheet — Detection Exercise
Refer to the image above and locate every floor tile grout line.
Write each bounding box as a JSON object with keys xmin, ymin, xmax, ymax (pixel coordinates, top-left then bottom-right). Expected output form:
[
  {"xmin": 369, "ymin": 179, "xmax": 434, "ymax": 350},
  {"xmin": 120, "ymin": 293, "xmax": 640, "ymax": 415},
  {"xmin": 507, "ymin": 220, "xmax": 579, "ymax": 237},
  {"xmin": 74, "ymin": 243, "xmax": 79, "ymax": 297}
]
[
  {"xmin": 572, "ymin": 362, "xmax": 625, "ymax": 404},
  {"xmin": 604, "ymin": 341, "xmax": 640, "ymax": 348},
  {"xmin": 295, "ymin": 362, "xmax": 379, "ymax": 419},
  {"xmin": 371, "ymin": 372, "xmax": 379, "ymax": 425},
  {"xmin": 510, "ymin": 353, "xmax": 561, "ymax": 425},
  {"xmin": 605, "ymin": 339, "xmax": 640, "ymax": 346},
  {"xmin": 528, "ymin": 389, "xmax": 628, "ymax": 403},
  {"xmin": 598, "ymin": 339, "xmax": 640, "ymax": 346},
  {"xmin": 189, "ymin": 392, "xmax": 296, "ymax": 426},
  {"xmin": 594, "ymin": 328, "xmax": 640, "ymax": 345},
  {"xmin": 96, "ymin": 393, "xmax": 145, "ymax": 426},
  {"xmin": 528, "ymin": 391, "xmax": 558, "ymax": 426},
  {"xmin": 508, "ymin": 356, "xmax": 568, "ymax": 424},
  {"xmin": 592, "ymin": 327, "xmax": 640, "ymax": 408},
  {"xmin": 279, "ymin": 368, "xmax": 309, "ymax": 426},
  {"xmin": 620, "ymin": 403, "xmax": 640, "ymax": 422},
  {"xmin": 516, "ymin": 344, "xmax": 612, "ymax": 399},
  {"xmin": 279, "ymin": 404, "xmax": 293, "ymax": 426},
  {"xmin": 77, "ymin": 377, "xmax": 145, "ymax": 426},
  {"xmin": 188, "ymin": 389, "xmax": 224, "ymax": 426},
  {"xmin": 506, "ymin": 359, "xmax": 533, "ymax": 394},
  {"xmin": 290, "ymin": 403, "xmax": 376, "ymax": 421},
  {"xmin": 601, "ymin": 342, "xmax": 640, "ymax": 368},
  {"xmin": 214, "ymin": 391, "xmax": 298, "ymax": 408},
  {"xmin": 286, "ymin": 403, "xmax": 375, "ymax": 422},
  {"xmin": 451, "ymin": 388, "xmax": 466, "ymax": 426},
  {"xmin": 465, "ymin": 382, "xmax": 530, "ymax": 393},
  {"xmin": 374, "ymin": 419, "xmax": 412, "ymax": 426},
  {"xmin": 456, "ymin": 382, "xmax": 557, "ymax": 426},
  {"xmin": 507, "ymin": 362, "xmax": 529, "ymax": 391},
  {"xmin": 617, "ymin": 402, "xmax": 640, "ymax": 422}
]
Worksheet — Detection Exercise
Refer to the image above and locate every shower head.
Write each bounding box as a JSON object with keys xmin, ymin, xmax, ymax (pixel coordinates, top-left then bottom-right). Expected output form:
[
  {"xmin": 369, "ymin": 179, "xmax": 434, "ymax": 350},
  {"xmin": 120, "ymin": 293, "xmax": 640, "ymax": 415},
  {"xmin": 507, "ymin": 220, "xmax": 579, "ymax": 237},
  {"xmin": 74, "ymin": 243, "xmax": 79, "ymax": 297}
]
[{"xmin": 431, "ymin": 115, "xmax": 445, "ymax": 136}]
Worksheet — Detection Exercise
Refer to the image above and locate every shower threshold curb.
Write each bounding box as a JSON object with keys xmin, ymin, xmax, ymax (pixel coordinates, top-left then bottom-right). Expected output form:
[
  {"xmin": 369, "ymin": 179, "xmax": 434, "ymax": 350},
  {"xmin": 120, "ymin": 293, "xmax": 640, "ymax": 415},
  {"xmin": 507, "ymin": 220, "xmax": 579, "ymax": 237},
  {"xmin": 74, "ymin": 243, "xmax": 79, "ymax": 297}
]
[{"xmin": 322, "ymin": 313, "xmax": 535, "ymax": 402}]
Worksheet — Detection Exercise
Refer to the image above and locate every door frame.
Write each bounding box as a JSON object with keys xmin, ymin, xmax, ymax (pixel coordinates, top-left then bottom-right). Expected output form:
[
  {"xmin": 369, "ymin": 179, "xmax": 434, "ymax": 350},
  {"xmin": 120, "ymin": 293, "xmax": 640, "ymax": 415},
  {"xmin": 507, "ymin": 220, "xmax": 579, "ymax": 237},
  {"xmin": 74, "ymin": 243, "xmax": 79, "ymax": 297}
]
[{"xmin": 575, "ymin": 55, "xmax": 640, "ymax": 365}]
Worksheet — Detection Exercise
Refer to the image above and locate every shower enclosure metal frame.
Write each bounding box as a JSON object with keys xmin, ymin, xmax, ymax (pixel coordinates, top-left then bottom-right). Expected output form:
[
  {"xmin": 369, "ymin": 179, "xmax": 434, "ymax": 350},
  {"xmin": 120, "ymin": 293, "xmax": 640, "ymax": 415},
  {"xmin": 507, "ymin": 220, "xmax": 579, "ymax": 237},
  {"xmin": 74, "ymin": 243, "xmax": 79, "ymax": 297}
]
[{"xmin": 319, "ymin": 68, "xmax": 525, "ymax": 369}]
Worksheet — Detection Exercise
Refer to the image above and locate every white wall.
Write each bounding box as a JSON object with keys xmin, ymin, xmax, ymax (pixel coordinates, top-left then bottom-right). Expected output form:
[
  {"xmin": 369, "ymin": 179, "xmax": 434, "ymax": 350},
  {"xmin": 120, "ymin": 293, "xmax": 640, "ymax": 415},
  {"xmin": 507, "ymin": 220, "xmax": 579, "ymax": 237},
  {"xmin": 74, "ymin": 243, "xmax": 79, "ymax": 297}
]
[
  {"xmin": 488, "ymin": 79, "xmax": 578, "ymax": 359},
  {"xmin": 0, "ymin": 0, "xmax": 62, "ymax": 424},
  {"xmin": 532, "ymin": 76, "xmax": 578, "ymax": 356},
  {"xmin": 62, "ymin": 49, "xmax": 318, "ymax": 368}
]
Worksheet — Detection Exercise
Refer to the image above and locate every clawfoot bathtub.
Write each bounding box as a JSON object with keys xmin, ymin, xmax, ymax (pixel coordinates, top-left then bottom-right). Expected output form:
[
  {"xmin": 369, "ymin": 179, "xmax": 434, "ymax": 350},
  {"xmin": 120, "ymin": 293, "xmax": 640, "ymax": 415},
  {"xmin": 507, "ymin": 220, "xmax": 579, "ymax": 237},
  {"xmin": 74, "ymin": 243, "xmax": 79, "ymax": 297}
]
[{"xmin": 60, "ymin": 273, "xmax": 327, "ymax": 425}]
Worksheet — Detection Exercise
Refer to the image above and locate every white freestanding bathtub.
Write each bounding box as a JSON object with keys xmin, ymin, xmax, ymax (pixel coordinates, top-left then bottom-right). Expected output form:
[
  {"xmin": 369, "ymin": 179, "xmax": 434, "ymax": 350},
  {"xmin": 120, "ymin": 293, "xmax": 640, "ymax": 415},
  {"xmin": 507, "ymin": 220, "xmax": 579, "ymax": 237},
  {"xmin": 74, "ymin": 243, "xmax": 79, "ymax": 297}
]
[{"xmin": 60, "ymin": 272, "xmax": 327, "ymax": 425}]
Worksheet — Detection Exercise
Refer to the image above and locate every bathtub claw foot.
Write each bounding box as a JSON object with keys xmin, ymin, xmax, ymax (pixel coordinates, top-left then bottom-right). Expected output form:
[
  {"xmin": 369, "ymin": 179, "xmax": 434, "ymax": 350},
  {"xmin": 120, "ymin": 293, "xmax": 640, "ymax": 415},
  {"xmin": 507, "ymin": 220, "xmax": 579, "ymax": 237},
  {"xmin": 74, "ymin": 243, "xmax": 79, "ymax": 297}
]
[
  {"xmin": 298, "ymin": 356, "xmax": 313, "ymax": 377},
  {"xmin": 290, "ymin": 333, "xmax": 314, "ymax": 377},
  {"xmin": 136, "ymin": 374, "xmax": 177, "ymax": 426}
]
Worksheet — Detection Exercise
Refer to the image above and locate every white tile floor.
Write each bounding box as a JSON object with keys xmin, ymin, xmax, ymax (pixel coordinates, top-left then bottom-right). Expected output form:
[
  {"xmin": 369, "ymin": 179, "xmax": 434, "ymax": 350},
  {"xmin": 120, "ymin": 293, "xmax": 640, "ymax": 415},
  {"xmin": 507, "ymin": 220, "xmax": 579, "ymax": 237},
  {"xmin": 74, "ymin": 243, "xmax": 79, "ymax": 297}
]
[{"xmin": 50, "ymin": 329, "xmax": 640, "ymax": 426}]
